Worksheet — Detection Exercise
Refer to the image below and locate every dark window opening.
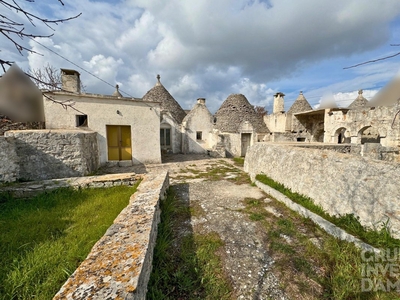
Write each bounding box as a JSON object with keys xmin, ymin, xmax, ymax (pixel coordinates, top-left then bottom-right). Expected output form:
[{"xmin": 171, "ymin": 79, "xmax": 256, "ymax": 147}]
[
  {"xmin": 160, "ymin": 128, "xmax": 171, "ymax": 147},
  {"xmin": 196, "ymin": 131, "xmax": 202, "ymax": 140},
  {"xmin": 297, "ymin": 137, "xmax": 306, "ymax": 142},
  {"xmin": 76, "ymin": 115, "xmax": 88, "ymax": 127}
]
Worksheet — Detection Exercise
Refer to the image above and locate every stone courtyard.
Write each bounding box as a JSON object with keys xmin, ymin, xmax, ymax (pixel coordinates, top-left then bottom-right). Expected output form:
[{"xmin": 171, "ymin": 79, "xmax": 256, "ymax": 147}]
[{"xmin": 96, "ymin": 155, "xmax": 364, "ymax": 299}]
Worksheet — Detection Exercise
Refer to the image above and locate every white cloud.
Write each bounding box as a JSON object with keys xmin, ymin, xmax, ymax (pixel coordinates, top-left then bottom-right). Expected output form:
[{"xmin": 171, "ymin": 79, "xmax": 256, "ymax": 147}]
[{"xmin": 1, "ymin": 0, "xmax": 400, "ymax": 112}]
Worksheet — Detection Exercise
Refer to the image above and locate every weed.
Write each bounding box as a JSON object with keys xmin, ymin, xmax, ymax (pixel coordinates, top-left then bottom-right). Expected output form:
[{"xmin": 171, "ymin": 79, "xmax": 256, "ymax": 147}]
[
  {"xmin": 147, "ymin": 188, "xmax": 232, "ymax": 299},
  {"xmin": 232, "ymin": 157, "xmax": 245, "ymax": 167},
  {"xmin": 249, "ymin": 213, "xmax": 264, "ymax": 221},
  {"xmin": 255, "ymin": 174, "xmax": 400, "ymax": 250}
]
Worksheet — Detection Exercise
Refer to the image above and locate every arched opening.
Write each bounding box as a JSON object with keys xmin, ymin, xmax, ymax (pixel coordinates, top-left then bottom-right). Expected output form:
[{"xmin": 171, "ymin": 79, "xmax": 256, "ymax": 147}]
[
  {"xmin": 358, "ymin": 126, "xmax": 380, "ymax": 144},
  {"xmin": 334, "ymin": 127, "xmax": 350, "ymax": 144}
]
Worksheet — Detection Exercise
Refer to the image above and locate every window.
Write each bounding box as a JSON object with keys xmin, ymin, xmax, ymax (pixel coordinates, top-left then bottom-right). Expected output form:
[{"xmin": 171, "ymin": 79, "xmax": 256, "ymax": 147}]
[
  {"xmin": 76, "ymin": 115, "xmax": 88, "ymax": 127},
  {"xmin": 196, "ymin": 131, "xmax": 202, "ymax": 140}
]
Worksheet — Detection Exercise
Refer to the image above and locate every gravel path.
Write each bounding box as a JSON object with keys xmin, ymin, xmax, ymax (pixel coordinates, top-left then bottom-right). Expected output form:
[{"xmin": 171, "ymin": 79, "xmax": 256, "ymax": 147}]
[
  {"xmin": 100, "ymin": 155, "xmax": 325, "ymax": 299},
  {"xmin": 174, "ymin": 180, "xmax": 287, "ymax": 300}
]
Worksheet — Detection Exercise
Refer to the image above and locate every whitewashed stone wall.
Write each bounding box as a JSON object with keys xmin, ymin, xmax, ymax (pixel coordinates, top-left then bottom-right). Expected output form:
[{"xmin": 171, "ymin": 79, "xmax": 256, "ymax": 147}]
[
  {"xmin": 244, "ymin": 143, "xmax": 400, "ymax": 238},
  {"xmin": 4, "ymin": 130, "xmax": 100, "ymax": 181},
  {"xmin": 43, "ymin": 92, "xmax": 162, "ymax": 164},
  {"xmin": 0, "ymin": 136, "xmax": 19, "ymax": 182},
  {"xmin": 182, "ymin": 99, "xmax": 214, "ymax": 154}
]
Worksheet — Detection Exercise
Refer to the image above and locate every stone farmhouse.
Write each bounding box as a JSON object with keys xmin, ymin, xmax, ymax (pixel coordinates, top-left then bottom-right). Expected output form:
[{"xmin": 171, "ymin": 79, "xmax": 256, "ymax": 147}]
[
  {"xmin": 1, "ymin": 67, "xmax": 400, "ymax": 183},
  {"xmin": 43, "ymin": 69, "xmax": 161, "ymax": 166}
]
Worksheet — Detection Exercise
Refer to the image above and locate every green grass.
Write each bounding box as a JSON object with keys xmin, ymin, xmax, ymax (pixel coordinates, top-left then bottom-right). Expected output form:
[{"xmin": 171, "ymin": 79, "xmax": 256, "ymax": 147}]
[
  {"xmin": 232, "ymin": 157, "xmax": 244, "ymax": 167},
  {"xmin": 242, "ymin": 192, "xmax": 400, "ymax": 299},
  {"xmin": 147, "ymin": 188, "xmax": 232, "ymax": 299},
  {"xmin": 0, "ymin": 183, "xmax": 139, "ymax": 300},
  {"xmin": 176, "ymin": 162, "xmax": 251, "ymax": 185},
  {"xmin": 255, "ymin": 174, "xmax": 400, "ymax": 250}
]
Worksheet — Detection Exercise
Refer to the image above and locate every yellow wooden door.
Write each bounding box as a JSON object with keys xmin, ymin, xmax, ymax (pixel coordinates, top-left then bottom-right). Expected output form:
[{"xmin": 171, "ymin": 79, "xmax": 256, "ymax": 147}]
[{"xmin": 106, "ymin": 125, "xmax": 132, "ymax": 161}]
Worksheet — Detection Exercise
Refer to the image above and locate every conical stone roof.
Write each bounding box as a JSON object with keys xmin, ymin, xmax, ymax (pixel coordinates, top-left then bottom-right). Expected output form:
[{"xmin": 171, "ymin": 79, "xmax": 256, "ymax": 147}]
[
  {"xmin": 112, "ymin": 84, "xmax": 123, "ymax": 97},
  {"xmin": 142, "ymin": 75, "xmax": 187, "ymax": 124},
  {"xmin": 214, "ymin": 94, "xmax": 269, "ymax": 133},
  {"xmin": 346, "ymin": 89, "xmax": 368, "ymax": 109},
  {"xmin": 287, "ymin": 91, "xmax": 312, "ymax": 114}
]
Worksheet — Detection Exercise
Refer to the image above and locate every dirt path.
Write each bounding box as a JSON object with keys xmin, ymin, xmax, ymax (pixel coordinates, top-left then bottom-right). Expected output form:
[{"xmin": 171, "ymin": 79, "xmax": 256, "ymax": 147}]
[
  {"xmin": 174, "ymin": 179, "xmax": 287, "ymax": 299},
  {"xmin": 101, "ymin": 156, "xmax": 350, "ymax": 299}
]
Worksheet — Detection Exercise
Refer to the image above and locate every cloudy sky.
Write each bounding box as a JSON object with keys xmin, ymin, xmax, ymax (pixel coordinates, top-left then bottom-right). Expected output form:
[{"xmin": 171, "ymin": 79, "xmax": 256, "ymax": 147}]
[{"xmin": 2, "ymin": 0, "xmax": 400, "ymax": 113}]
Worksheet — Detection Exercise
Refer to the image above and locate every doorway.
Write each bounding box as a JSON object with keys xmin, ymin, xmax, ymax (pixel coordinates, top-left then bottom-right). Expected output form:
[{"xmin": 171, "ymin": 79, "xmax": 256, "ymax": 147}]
[
  {"xmin": 241, "ymin": 133, "xmax": 252, "ymax": 156},
  {"xmin": 160, "ymin": 127, "xmax": 171, "ymax": 150},
  {"xmin": 106, "ymin": 125, "xmax": 132, "ymax": 161}
]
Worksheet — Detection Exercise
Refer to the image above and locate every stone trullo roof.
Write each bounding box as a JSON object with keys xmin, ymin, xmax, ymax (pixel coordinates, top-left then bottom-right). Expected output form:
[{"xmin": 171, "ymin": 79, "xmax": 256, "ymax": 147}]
[
  {"xmin": 287, "ymin": 91, "xmax": 313, "ymax": 114},
  {"xmin": 214, "ymin": 94, "xmax": 269, "ymax": 133},
  {"xmin": 348, "ymin": 90, "xmax": 368, "ymax": 109},
  {"xmin": 142, "ymin": 75, "xmax": 187, "ymax": 124},
  {"xmin": 112, "ymin": 84, "xmax": 123, "ymax": 97}
]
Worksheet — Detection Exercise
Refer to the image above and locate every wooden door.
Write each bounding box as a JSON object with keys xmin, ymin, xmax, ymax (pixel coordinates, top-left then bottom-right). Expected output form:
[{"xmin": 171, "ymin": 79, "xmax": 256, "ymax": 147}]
[
  {"xmin": 106, "ymin": 125, "xmax": 132, "ymax": 161},
  {"xmin": 241, "ymin": 133, "xmax": 251, "ymax": 157}
]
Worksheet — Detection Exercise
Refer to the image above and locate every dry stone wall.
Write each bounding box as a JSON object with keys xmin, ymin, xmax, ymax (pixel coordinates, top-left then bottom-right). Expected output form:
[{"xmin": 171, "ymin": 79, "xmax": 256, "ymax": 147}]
[
  {"xmin": 244, "ymin": 143, "xmax": 400, "ymax": 239},
  {"xmin": 4, "ymin": 130, "xmax": 100, "ymax": 181},
  {"xmin": 54, "ymin": 171, "xmax": 169, "ymax": 300},
  {"xmin": 0, "ymin": 136, "xmax": 19, "ymax": 182}
]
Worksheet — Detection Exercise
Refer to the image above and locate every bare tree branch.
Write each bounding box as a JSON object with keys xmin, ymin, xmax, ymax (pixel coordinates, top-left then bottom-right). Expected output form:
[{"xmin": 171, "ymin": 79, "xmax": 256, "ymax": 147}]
[
  {"xmin": 0, "ymin": 0, "xmax": 81, "ymax": 71},
  {"xmin": 28, "ymin": 63, "xmax": 61, "ymax": 90}
]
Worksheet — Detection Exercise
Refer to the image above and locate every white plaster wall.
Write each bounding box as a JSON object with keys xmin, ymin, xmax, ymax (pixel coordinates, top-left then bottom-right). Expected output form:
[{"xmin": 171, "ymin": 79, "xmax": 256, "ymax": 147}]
[
  {"xmin": 182, "ymin": 103, "xmax": 214, "ymax": 153},
  {"xmin": 43, "ymin": 93, "xmax": 161, "ymax": 165},
  {"xmin": 264, "ymin": 113, "xmax": 287, "ymax": 133}
]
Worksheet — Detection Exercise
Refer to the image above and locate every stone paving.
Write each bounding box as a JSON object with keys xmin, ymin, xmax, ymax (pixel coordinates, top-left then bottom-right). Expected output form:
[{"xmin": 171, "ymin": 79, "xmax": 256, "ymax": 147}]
[{"xmin": 101, "ymin": 155, "xmax": 288, "ymax": 299}]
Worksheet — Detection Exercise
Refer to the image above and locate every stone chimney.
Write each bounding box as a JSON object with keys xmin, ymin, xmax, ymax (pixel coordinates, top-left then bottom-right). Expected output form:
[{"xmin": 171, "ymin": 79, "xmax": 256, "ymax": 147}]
[
  {"xmin": 273, "ymin": 92, "xmax": 285, "ymax": 113},
  {"xmin": 197, "ymin": 98, "xmax": 206, "ymax": 105},
  {"xmin": 61, "ymin": 69, "xmax": 81, "ymax": 93}
]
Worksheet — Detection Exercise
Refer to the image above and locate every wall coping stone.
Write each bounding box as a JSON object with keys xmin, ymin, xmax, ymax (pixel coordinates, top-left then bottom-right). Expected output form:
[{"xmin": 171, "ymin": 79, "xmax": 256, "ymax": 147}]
[
  {"xmin": 53, "ymin": 170, "xmax": 169, "ymax": 299},
  {"xmin": 0, "ymin": 173, "xmax": 142, "ymax": 199}
]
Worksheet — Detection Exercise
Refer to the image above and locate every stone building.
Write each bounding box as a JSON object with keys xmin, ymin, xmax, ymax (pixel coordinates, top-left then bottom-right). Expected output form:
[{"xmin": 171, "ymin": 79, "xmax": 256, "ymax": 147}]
[
  {"xmin": 264, "ymin": 91, "xmax": 319, "ymax": 142},
  {"xmin": 322, "ymin": 89, "xmax": 400, "ymax": 148},
  {"xmin": 142, "ymin": 75, "xmax": 186, "ymax": 154},
  {"xmin": 43, "ymin": 69, "xmax": 162, "ymax": 166},
  {"xmin": 181, "ymin": 98, "xmax": 215, "ymax": 154},
  {"xmin": 214, "ymin": 94, "xmax": 270, "ymax": 156}
]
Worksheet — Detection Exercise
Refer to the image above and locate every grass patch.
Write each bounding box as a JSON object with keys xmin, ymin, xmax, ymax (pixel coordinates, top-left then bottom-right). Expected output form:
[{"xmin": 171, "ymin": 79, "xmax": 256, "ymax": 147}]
[
  {"xmin": 242, "ymin": 191, "xmax": 400, "ymax": 299},
  {"xmin": 0, "ymin": 183, "xmax": 139, "ymax": 300},
  {"xmin": 232, "ymin": 157, "xmax": 244, "ymax": 167},
  {"xmin": 147, "ymin": 188, "xmax": 232, "ymax": 299},
  {"xmin": 177, "ymin": 162, "xmax": 251, "ymax": 185},
  {"xmin": 255, "ymin": 174, "xmax": 400, "ymax": 250}
]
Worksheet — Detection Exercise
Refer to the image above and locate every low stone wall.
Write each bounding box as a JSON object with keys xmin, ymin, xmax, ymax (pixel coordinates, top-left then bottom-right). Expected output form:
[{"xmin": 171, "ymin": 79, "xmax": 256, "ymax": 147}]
[
  {"xmin": 0, "ymin": 136, "xmax": 19, "ymax": 182},
  {"xmin": 54, "ymin": 170, "xmax": 169, "ymax": 299},
  {"xmin": 0, "ymin": 173, "xmax": 141, "ymax": 199},
  {"xmin": 4, "ymin": 129, "xmax": 100, "ymax": 181},
  {"xmin": 244, "ymin": 143, "xmax": 400, "ymax": 239}
]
